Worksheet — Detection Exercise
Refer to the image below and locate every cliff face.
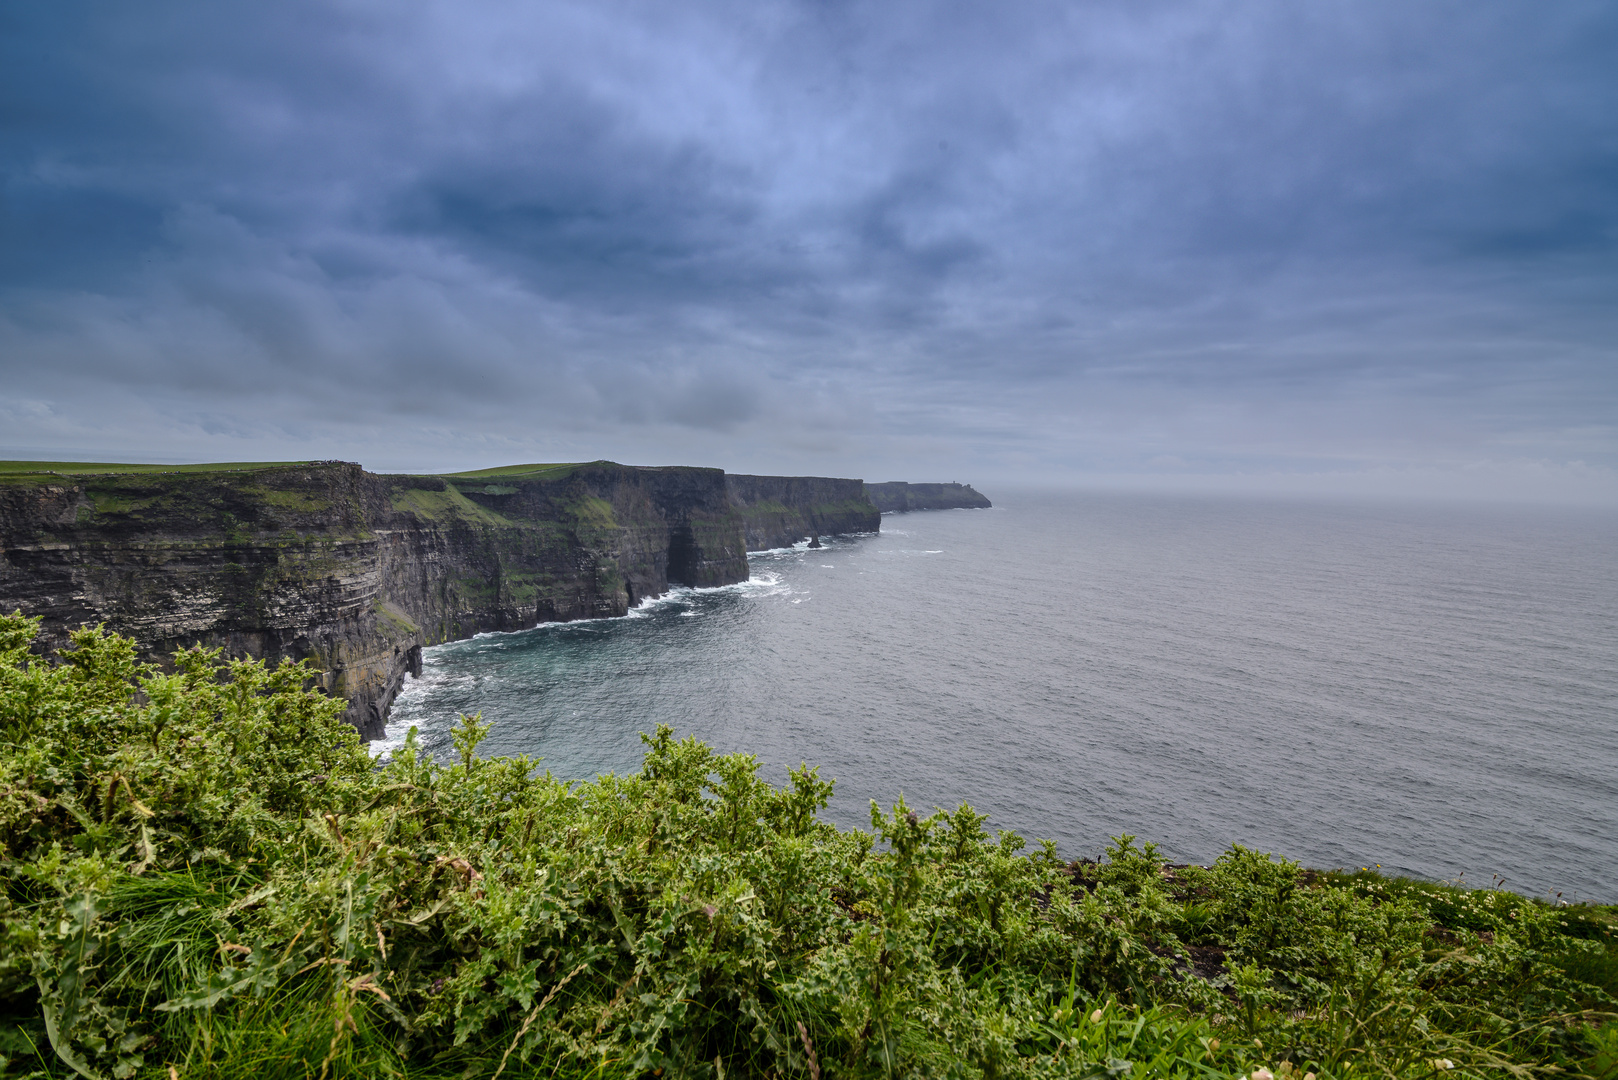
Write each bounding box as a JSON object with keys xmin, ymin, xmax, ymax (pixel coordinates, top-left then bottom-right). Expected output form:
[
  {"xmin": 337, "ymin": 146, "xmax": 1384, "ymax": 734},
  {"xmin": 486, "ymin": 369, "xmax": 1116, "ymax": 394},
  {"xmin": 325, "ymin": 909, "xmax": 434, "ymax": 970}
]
[
  {"xmin": 0, "ymin": 461, "xmax": 749, "ymax": 739},
  {"xmin": 864, "ymin": 481, "xmax": 991, "ymax": 513},
  {"xmin": 725, "ymin": 474, "xmax": 881, "ymax": 550}
]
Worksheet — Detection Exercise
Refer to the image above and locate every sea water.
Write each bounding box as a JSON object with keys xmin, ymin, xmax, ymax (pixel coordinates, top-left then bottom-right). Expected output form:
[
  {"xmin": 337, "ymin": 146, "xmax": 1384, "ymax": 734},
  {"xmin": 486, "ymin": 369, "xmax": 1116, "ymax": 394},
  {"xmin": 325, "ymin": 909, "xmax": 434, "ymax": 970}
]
[{"xmin": 378, "ymin": 491, "xmax": 1618, "ymax": 900}]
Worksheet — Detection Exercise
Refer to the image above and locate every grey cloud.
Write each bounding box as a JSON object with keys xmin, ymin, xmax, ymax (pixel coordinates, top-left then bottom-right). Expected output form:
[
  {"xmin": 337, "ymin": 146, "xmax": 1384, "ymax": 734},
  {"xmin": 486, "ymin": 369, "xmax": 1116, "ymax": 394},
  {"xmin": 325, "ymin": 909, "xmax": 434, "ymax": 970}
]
[{"xmin": 1, "ymin": 0, "xmax": 1615, "ymax": 499}]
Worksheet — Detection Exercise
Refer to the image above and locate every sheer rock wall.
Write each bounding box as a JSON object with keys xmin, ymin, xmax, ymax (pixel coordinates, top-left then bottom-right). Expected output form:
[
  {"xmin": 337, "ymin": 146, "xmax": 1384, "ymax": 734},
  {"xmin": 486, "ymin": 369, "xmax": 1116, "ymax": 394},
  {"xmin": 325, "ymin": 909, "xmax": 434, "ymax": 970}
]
[
  {"xmin": 725, "ymin": 474, "xmax": 881, "ymax": 551},
  {"xmin": 0, "ymin": 461, "xmax": 753, "ymax": 739}
]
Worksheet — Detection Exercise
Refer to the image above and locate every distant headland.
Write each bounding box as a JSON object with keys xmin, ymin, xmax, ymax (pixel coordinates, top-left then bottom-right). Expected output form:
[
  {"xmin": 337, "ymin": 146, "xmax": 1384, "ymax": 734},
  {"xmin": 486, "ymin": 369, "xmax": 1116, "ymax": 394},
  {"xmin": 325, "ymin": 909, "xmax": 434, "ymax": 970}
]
[{"xmin": 865, "ymin": 480, "xmax": 992, "ymax": 512}]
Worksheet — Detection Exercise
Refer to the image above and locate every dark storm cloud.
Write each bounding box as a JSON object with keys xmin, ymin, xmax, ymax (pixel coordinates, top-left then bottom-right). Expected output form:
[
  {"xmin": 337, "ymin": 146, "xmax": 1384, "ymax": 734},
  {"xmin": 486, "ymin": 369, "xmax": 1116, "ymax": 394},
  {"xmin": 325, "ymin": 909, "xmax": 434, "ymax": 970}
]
[{"xmin": 1, "ymin": 0, "xmax": 1615, "ymax": 497}]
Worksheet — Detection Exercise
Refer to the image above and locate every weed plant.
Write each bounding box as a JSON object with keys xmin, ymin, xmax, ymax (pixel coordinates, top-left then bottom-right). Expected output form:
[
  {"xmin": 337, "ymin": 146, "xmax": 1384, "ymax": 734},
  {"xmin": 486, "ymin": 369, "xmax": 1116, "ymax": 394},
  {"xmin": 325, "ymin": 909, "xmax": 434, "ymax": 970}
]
[{"xmin": 1, "ymin": 614, "xmax": 1613, "ymax": 1079}]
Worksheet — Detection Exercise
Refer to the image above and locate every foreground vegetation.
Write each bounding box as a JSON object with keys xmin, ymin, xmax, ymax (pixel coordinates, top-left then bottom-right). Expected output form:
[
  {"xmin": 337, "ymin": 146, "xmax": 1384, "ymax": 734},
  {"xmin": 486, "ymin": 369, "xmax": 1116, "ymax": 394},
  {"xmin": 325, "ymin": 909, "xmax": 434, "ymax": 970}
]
[{"xmin": 1, "ymin": 615, "xmax": 1614, "ymax": 1079}]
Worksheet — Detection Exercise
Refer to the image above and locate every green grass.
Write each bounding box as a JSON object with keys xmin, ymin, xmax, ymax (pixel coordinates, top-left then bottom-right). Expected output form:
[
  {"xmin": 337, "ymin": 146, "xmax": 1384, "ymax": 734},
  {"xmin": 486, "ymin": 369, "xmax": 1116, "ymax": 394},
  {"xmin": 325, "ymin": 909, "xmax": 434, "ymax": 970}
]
[
  {"xmin": 439, "ymin": 462, "xmax": 593, "ymax": 481},
  {"xmin": 247, "ymin": 487, "xmax": 335, "ymax": 513},
  {"xmin": 0, "ymin": 460, "xmax": 316, "ymax": 476},
  {"xmin": 374, "ymin": 599, "xmax": 422, "ymax": 640},
  {"xmin": 86, "ymin": 490, "xmax": 163, "ymax": 515},
  {"xmin": 0, "ymin": 460, "xmax": 586, "ymax": 482},
  {"xmin": 388, "ymin": 483, "xmax": 517, "ymax": 526}
]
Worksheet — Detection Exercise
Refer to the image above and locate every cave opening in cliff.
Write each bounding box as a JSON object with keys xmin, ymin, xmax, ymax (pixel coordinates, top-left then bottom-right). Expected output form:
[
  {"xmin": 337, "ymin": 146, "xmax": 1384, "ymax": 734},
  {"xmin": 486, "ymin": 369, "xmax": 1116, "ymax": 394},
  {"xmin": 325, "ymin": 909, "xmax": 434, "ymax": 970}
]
[{"xmin": 666, "ymin": 526, "xmax": 698, "ymax": 586}]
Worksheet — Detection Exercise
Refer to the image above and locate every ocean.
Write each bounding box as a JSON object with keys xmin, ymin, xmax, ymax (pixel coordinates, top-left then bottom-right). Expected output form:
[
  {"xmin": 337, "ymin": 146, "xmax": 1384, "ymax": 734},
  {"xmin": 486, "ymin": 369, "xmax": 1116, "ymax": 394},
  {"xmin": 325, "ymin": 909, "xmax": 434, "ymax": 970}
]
[{"xmin": 378, "ymin": 490, "xmax": 1618, "ymax": 901}]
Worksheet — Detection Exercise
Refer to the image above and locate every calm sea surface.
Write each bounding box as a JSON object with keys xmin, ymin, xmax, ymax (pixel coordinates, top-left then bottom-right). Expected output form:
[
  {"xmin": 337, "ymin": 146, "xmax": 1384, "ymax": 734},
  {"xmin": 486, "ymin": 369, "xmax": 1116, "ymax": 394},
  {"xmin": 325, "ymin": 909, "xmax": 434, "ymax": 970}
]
[{"xmin": 380, "ymin": 491, "xmax": 1618, "ymax": 900}]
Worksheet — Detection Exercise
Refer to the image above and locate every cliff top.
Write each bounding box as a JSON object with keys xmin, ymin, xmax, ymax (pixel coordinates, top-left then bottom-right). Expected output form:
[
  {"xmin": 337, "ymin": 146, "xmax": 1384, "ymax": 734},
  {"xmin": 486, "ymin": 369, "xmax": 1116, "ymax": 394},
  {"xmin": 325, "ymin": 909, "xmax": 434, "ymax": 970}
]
[
  {"xmin": 437, "ymin": 460, "xmax": 586, "ymax": 481},
  {"xmin": 0, "ymin": 459, "xmax": 739, "ymax": 485},
  {"xmin": 0, "ymin": 459, "xmax": 321, "ymax": 478},
  {"xmin": 435, "ymin": 460, "xmax": 731, "ymax": 482}
]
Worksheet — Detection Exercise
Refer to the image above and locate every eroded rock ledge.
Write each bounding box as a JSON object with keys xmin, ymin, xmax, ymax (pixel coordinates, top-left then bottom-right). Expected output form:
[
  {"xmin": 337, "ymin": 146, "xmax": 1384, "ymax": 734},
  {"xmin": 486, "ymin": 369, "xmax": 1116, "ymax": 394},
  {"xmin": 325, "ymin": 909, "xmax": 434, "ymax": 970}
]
[{"xmin": 0, "ymin": 460, "xmax": 879, "ymax": 739}]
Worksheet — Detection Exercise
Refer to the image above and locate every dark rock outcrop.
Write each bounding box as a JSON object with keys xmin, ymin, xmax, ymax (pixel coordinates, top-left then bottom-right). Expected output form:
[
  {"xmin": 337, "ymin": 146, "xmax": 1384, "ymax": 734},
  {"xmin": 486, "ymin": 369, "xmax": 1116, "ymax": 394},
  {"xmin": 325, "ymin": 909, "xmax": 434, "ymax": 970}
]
[
  {"xmin": 725, "ymin": 474, "xmax": 880, "ymax": 550},
  {"xmin": 0, "ymin": 460, "xmax": 751, "ymax": 739},
  {"xmin": 864, "ymin": 481, "xmax": 991, "ymax": 513}
]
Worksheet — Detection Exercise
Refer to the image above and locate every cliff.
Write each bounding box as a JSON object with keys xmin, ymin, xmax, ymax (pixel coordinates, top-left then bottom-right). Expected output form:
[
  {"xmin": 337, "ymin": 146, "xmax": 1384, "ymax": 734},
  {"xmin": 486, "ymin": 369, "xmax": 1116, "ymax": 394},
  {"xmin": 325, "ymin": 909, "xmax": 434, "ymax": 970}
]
[
  {"xmin": 0, "ymin": 460, "xmax": 884, "ymax": 739},
  {"xmin": 864, "ymin": 481, "xmax": 992, "ymax": 512},
  {"xmin": 725, "ymin": 474, "xmax": 881, "ymax": 550},
  {"xmin": 0, "ymin": 460, "xmax": 756, "ymax": 739}
]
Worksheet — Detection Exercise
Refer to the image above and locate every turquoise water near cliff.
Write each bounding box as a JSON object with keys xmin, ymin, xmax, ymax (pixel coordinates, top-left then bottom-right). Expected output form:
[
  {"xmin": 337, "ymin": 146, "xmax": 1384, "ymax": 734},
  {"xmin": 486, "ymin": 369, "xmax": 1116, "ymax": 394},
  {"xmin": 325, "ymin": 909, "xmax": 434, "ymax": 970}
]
[{"xmin": 379, "ymin": 491, "xmax": 1618, "ymax": 900}]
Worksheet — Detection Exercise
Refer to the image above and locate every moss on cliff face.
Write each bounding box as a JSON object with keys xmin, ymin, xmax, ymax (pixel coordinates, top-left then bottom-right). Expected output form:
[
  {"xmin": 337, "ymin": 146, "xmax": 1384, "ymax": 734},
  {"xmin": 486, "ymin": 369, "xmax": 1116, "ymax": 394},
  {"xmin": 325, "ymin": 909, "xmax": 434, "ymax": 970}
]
[
  {"xmin": 85, "ymin": 489, "xmax": 163, "ymax": 516},
  {"xmin": 373, "ymin": 598, "xmax": 420, "ymax": 639},
  {"xmin": 388, "ymin": 481, "xmax": 516, "ymax": 526},
  {"xmin": 244, "ymin": 485, "xmax": 334, "ymax": 513}
]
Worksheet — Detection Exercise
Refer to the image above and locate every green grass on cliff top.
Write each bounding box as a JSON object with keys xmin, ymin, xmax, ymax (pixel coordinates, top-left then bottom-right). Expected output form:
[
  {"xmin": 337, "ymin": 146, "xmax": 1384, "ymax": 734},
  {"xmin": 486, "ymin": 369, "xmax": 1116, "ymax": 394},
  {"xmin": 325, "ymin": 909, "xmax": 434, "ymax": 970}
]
[
  {"xmin": 2, "ymin": 459, "xmax": 782, "ymax": 483},
  {"xmin": 440, "ymin": 459, "xmax": 592, "ymax": 482},
  {"xmin": 440, "ymin": 461, "xmax": 728, "ymax": 480},
  {"xmin": 0, "ymin": 459, "xmax": 593, "ymax": 487},
  {"xmin": 0, "ymin": 459, "xmax": 315, "ymax": 476}
]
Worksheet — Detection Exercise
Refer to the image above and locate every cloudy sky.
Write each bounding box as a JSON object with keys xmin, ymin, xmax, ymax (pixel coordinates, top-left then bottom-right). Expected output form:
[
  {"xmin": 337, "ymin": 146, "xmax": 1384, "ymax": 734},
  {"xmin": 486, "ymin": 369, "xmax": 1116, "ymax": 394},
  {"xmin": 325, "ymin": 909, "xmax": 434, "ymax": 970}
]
[{"xmin": 3, "ymin": 1, "xmax": 1615, "ymax": 501}]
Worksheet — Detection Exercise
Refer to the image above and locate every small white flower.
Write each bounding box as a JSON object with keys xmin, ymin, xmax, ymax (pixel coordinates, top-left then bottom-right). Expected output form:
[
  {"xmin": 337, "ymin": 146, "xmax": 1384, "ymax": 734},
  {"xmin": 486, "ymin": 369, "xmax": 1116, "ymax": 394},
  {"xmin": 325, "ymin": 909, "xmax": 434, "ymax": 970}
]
[
  {"xmin": 1251, "ymin": 1068, "xmax": 1275, "ymax": 1080},
  {"xmin": 1434, "ymin": 1059, "xmax": 1454, "ymax": 1071},
  {"xmin": 1089, "ymin": 1008, "xmax": 1105, "ymax": 1024}
]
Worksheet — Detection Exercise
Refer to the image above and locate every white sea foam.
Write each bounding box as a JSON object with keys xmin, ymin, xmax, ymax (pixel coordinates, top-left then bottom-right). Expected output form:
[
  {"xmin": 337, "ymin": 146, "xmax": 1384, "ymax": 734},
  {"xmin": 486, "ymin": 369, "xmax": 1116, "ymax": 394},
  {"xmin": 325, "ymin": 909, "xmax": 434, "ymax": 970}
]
[
  {"xmin": 746, "ymin": 538, "xmax": 817, "ymax": 557},
  {"xmin": 369, "ymin": 715, "xmax": 419, "ymax": 761},
  {"xmin": 746, "ymin": 534, "xmax": 872, "ymax": 558}
]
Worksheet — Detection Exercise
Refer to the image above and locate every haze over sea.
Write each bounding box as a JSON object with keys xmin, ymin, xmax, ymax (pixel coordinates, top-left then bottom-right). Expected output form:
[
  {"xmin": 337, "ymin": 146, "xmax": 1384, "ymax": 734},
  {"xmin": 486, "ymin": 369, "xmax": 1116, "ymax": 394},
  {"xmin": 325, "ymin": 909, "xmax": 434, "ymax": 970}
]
[{"xmin": 381, "ymin": 491, "xmax": 1618, "ymax": 901}]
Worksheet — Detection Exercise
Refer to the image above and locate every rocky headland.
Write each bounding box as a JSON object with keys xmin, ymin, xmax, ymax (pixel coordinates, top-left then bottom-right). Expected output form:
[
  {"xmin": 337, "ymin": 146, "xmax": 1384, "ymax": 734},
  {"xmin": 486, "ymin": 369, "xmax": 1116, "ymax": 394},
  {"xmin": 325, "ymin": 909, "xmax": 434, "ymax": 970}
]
[
  {"xmin": 0, "ymin": 459, "xmax": 880, "ymax": 738},
  {"xmin": 864, "ymin": 481, "xmax": 992, "ymax": 512},
  {"xmin": 725, "ymin": 474, "xmax": 880, "ymax": 549}
]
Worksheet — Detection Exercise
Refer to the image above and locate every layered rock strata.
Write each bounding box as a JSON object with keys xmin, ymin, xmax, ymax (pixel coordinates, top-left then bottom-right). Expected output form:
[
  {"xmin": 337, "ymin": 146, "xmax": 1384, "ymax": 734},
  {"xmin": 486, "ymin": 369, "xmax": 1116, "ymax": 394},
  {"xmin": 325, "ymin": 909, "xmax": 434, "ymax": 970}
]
[
  {"xmin": 0, "ymin": 460, "xmax": 777, "ymax": 739},
  {"xmin": 864, "ymin": 481, "xmax": 992, "ymax": 513},
  {"xmin": 725, "ymin": 474, "xmax": 881, "ymax": 550}
]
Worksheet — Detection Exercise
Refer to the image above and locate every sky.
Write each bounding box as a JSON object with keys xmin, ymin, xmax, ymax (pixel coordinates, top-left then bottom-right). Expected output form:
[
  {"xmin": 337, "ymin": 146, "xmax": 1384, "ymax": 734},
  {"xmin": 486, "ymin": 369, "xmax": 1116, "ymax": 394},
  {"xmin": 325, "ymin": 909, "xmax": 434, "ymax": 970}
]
[{"xmin": 2, "ymin": 1, "xmax": 1616, "ymax": 502}]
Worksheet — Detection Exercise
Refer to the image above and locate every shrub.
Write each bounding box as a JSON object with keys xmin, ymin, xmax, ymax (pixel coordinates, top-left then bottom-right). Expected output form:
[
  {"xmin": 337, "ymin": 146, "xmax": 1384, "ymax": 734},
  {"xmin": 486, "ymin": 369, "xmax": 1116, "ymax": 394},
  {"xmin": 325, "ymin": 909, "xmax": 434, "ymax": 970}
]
[{"xmin": 0, "ymin": 613, "xmax": 1612, "ymax": 1078}]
